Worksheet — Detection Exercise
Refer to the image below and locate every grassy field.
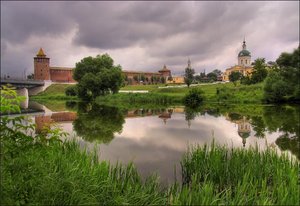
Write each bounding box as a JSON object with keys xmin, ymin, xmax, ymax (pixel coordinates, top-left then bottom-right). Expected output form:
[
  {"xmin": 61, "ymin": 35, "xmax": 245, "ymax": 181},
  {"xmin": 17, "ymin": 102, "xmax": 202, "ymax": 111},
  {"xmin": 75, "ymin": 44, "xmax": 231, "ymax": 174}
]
[
  {"xmin": 120, "ymin": 84, "xmax": 166, "ymax": 91},
  {"xmin": 30, "ymin": 84, "xmax": 76, "ymax": 100},
  {"xmin": 31, "ymin": 82, "xmax": 264, "ymax": 104}
]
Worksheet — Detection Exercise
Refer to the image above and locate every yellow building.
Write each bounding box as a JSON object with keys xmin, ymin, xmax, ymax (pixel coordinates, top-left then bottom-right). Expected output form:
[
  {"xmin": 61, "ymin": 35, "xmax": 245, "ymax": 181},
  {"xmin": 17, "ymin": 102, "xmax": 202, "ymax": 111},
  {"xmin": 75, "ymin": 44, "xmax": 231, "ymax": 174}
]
[
  {"xmin": 222, "ymin": 39, "xmax": 254, "ymax": 81},
  {"xmin": 166, "ymin": 59, "xmax": 192, "ymax": 84},
  {"xmin": 167, "ymin": 76, "xmax": 185, "ymax": 84}
]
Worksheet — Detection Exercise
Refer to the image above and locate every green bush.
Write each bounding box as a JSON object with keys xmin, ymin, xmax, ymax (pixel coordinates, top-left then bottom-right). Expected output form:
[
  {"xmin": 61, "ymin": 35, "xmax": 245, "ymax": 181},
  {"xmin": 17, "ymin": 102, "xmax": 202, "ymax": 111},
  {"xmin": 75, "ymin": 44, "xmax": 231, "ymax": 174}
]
[
  {"xmin": 65, "ymin": 85, "xmax": 78, "ymax": 96},
  {"xmin": 183, "ymin": 88, "xmax": 204, "ymax": 107}
]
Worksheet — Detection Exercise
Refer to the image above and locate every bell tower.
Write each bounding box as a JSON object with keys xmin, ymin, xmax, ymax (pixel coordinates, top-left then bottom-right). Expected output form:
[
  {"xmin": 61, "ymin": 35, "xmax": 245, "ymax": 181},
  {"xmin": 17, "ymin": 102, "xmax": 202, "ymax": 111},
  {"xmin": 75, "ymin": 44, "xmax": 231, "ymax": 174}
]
[{"xmin": 34, "ymin": 48, "xmax": 50, "ymax": 80}]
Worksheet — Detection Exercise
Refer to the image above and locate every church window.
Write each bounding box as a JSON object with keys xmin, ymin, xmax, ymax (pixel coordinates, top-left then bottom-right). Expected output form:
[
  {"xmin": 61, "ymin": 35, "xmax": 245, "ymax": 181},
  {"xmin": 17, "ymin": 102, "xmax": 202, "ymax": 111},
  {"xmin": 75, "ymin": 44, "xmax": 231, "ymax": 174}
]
[
  {"xmin": 245, "ymin": 60, "xmax": 247, "ymax": 64},
  {"xmin": 241, "ymin": 60, "xmax": 243, "ymax": 64}
]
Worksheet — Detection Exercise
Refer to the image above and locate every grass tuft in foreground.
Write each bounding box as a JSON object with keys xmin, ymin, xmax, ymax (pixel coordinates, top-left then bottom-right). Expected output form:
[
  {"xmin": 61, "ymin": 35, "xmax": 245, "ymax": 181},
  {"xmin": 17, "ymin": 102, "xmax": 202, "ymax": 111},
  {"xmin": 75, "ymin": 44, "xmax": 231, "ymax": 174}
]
[
  {"xmin": 1, "ymin": 141, "xmax": 167, "ymax": 205},
  {"xmin": 169, "ymin": 142, "xmax": 299, "ymax": 205}
]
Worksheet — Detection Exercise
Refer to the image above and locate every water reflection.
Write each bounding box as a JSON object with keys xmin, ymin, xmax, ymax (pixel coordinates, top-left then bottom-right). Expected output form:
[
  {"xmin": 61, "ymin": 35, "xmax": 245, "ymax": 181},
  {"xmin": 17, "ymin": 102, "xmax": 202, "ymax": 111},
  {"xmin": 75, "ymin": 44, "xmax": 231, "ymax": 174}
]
[
  {"xmin": 32, "ymin": 101, "xmax": 299, "ymax": 160},
  {"xmin": 226, "ymin": 114, "xmax": 251, "ymax": 147},
  {"xmin": 27, "ymin": 101, "xmax": 299, "ymax": 183},
  {"xmin": 73, "ymin": 103, "xmax": 125, "ymax": 143},
  {"xmin": 35, "ymin": 112, "xmax": 77, "ymax": 134}
]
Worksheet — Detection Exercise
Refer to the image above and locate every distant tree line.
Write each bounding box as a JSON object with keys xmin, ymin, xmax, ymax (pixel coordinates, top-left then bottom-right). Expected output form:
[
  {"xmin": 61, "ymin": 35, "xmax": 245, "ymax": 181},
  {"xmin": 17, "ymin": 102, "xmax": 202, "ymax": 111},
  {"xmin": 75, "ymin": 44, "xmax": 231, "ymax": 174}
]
[{"xmin": 128, "ymin": 75, "xmax": 165, "ymax": 85}]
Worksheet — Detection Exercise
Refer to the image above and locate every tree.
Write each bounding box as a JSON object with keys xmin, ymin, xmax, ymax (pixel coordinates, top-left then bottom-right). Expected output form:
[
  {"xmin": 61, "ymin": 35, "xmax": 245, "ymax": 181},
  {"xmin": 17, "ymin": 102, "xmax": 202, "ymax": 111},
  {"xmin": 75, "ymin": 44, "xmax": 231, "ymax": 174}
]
[
  {"xmin": 240, "ymin": 75, "xmax": 252, "ymax": 85},
  {"xmin": 150, "ymin": 76, "xmax": 155, "ymax": 84},
  {"xmin": 184, "ymin": 67, "xmax": 195, "ymax": 87},
  {"xmin": 183, "ymin": 88, "xmax": 204, "ymax": 107},
  {"xmin": 160, "ymin": 76, "xmax": 166, "ymax": 84},
  {"xmin": 27, "ymin": 73, "xmax": 34, "ymax": 80},
  {"xmin": 65, "ymin": 85, "xmax": 77, "ymax": 96},
  {"xmin": 264, "ymin": 47, "xmax": 300, "ymax": 102},
  {"xmin": 207, "ymin": 72, "xmax": 218, "ymax": 81},
  {"xmin": 250, "ymin": 58, "xmax": 268, "ymax": 84},
  {"xmin": 133, "ymin": 75, "xmax": 139, "ymax": 82},
  {"xmin": 73, "ymin": 54, "xmax": 124, "ymax": 100},
  {"xmin": 141, "ymin": 75, "xmax": 145, "ymax": 82},
  {"xmin": 229, "ymin": 71, "xmax": 242, "ymax": 86},
  {"xmin": 212, "ymin": 69, "xmax": 222, "ymax": 76}
]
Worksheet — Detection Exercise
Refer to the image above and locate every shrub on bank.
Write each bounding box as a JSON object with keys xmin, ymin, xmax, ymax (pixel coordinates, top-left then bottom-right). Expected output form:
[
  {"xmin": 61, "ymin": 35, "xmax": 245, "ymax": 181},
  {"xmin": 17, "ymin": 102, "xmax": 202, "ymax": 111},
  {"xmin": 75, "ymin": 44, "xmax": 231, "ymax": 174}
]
[
  {"xmin": 183, "ymin": 88, "xmax": 204, "ymax": 107},
  {"xmin": 65, "ymin": 85, "xmax": 78, "ymax": 96}
]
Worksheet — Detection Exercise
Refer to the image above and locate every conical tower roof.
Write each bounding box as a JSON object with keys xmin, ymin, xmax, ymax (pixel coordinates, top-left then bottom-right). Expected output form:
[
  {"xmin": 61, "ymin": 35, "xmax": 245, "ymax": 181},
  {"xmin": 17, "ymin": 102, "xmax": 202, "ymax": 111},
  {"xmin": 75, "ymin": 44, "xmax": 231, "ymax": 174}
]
[{"xmin": 36, "ymin": 48, "xmax": 46, "ymax": 57}]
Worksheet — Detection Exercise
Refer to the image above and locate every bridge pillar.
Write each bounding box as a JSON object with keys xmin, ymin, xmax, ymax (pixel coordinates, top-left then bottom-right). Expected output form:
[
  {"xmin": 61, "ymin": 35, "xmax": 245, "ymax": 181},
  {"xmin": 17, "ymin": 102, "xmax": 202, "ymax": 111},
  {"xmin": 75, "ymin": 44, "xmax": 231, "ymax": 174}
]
[
  {"xmin": 28, "ymin": 80, "xmax": 52, "ymax": 95},
  {"xmin": 17, "ymin": 88, "xmax": 29, "ymax": 109}
]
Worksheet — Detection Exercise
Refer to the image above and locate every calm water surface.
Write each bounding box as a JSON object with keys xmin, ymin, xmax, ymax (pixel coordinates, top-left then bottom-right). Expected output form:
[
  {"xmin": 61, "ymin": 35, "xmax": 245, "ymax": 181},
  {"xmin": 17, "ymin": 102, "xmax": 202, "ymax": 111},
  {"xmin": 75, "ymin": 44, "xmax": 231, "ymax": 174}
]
[{"xmin": 24, "ymin": 101, "xmax": 299, "ymax": 184}]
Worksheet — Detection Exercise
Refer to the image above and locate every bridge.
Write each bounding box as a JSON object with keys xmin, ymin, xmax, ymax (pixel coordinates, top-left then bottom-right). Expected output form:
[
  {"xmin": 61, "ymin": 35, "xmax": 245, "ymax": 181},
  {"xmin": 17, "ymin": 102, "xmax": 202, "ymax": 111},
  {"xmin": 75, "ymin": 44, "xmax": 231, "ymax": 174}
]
[
  {"xmin": 0, "ymin": 79, "xmax": 45, "ymax": 88},
  {"xmin": 1, "ymin": 78, "xmax": 52, "ymax": 109}
]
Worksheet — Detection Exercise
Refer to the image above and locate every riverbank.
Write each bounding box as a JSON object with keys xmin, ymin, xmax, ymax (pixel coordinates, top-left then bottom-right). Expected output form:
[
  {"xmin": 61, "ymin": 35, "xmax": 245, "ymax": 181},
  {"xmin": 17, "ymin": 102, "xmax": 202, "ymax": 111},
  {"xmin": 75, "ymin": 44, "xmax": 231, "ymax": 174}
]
[
  {"xmin": 3, "ymin": 88, "xmax": 299, "ymax": 205},
  {"xmin": 30, "ymin": 82, "xmax": 264, "ymax": 104},
  {"xmin": 30, "ymin": 84, "xmax": 77, "ymax": 101}
]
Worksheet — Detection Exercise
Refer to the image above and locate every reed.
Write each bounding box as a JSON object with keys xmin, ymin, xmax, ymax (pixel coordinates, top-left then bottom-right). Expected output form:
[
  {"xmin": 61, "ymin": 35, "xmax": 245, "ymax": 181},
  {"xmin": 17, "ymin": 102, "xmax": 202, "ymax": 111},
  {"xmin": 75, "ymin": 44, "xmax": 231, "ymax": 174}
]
[
  {"xmin": 1, "ymin": 141, "xmax": 167, "ymax": 205},
  {"xmin": 170, "ymin": 142, "xmax": 299, "ymax": 205}
]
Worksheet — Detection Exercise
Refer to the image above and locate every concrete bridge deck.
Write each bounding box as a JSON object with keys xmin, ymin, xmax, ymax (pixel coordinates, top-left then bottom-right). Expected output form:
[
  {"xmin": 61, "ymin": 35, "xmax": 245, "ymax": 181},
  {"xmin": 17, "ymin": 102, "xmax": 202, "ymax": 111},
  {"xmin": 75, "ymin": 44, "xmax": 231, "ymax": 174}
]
[{"xmin": 0, "ymin": 79, "xmax": 45, "ymax": 88}]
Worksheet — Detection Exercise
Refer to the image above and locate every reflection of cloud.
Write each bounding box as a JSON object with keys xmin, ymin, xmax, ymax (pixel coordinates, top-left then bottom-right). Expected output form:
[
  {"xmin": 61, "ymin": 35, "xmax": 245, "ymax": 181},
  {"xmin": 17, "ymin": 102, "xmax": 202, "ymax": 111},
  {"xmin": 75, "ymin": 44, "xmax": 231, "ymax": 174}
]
[{"xmin": 53, "ymin": 111, "xmax": 287, "ymax": 183}]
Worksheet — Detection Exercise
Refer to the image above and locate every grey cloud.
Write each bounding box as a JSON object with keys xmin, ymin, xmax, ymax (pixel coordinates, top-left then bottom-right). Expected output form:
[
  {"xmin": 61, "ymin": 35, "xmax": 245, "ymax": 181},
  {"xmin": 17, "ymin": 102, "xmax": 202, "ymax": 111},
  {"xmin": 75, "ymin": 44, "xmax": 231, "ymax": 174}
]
[
  {"xmin": 1, "ymin": 1, "xmax": 299, "ymax": 77},
  {"xmin": 71, "ymin": 1, "xmax": 192, "ymax": 49},
  {"xmin": 1, "ymin": 2, "xmax": 75, "ymax": 44}
]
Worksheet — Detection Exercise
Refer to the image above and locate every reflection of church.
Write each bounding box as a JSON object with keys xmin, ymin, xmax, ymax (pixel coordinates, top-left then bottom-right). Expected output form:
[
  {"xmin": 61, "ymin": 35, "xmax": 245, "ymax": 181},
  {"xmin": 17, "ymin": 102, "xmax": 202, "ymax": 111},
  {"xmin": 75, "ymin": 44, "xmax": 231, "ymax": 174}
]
[
  {"xmin": 237, "ymin": 116, "xmax": 251, "ymax": 147},
  {"xmin": 226, "ymin": 114, "xmax": 251, "ymax": 147}
]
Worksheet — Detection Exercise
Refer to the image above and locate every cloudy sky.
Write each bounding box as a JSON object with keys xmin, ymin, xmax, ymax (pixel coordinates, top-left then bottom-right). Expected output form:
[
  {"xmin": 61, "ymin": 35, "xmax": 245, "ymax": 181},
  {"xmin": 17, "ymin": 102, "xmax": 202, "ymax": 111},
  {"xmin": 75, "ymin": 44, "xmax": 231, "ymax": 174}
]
[{"xmin": 1, "ymin": 1, "xmax": 299, "ymax": 78}]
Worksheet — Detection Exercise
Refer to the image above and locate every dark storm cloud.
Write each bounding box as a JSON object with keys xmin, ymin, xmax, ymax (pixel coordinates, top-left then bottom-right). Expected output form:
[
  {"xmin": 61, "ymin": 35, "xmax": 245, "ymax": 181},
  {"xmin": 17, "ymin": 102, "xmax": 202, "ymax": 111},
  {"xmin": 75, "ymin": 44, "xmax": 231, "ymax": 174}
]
[
  {"xmin": 1, "ymin": 1, "xmax": 75, "ymax": 44},
  {"xmin": 1, "ymin": 1, "xmax": 299, "ymax": 77},
  {"xmin": 70, "ymin": 1, "xmax": 192, "ymax": 49}
]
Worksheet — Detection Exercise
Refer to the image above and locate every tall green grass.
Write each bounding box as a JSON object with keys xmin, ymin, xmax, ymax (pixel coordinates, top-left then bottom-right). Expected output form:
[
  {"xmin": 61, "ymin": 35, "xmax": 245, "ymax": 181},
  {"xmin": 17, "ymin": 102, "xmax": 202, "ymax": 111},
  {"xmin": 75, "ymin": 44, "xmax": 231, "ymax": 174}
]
[
  {"xmin": 170, "ymin": 142, "xmax": 299, "ymax": 205},
  {"xmin": 2, "ymin": 140, "xmax": 298, "ymax": 205},
  {"xmin": 96, "ymin": 92, "xmax": 183, "ymax": 106},
  {"xmin": 1, "ymin": 141, "xmax": 167, "ymax": 205}
]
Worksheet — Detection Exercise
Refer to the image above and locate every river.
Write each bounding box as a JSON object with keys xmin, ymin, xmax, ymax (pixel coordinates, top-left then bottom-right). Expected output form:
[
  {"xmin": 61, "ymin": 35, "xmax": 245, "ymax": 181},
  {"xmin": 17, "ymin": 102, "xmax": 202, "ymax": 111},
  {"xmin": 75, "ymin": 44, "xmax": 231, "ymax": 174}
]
[{"xmin": 19, "ymin": 100, "xmax": 300, "ymax": 184}]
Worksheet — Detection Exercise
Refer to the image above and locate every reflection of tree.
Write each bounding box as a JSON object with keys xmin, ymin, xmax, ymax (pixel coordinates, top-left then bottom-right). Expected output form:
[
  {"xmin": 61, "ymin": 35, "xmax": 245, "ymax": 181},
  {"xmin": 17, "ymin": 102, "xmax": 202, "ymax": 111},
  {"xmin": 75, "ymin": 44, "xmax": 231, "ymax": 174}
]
[
  {"xmin": 263, "ymin": 106, "xmax": 299, "ymax": 137},
  {"xmin": 275, "ymin": 134, "xmax": 300, "ymax": 160},
  {"xmin": 73, "ymin": 103, "xmax": 125, "ymax": 143},
  {"xmin": 184, "ymin": 106, "xmax": 202, "ymax": 128},
  {"xmin": 250, "ymin": 116, "xmax": 266, "ymax": 138},
  {"xmin": 205, "ymin": 108, "xmax": 221, "ymax": 118},
  {"xmin": 259, "ymin": 106, "xmax": 299, "ymax": 159},
  {"xmin": 228, "ymin": 113, "xmax": 242, "ymax": 121},
  {"xmin": 65, "ymin": 101, "xmax": 77, "ymax": 110}
]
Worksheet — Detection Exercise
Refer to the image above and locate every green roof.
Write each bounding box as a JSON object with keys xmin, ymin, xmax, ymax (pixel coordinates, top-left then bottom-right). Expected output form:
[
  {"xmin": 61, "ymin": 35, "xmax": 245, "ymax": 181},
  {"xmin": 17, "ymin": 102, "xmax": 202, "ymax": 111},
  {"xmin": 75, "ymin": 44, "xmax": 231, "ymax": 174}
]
[{"xmin": 238, "ymin": 49, "xmax": 251, "ymax": 57}]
